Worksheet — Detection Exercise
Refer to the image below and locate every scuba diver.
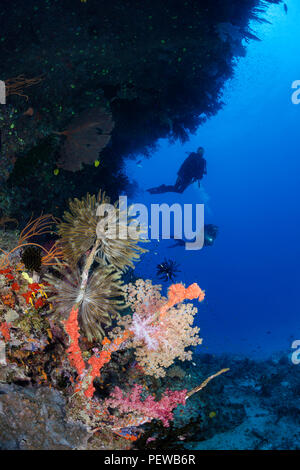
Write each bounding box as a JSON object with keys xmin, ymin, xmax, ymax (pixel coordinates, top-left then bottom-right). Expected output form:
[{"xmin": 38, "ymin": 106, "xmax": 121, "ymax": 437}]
[
  {"xmin": 169, "ymin": 224, "xmax": 219, "ymax": 248},
  {"xmin": 147, "ymin": 147, "xmax": 207, "ymax": 194}
]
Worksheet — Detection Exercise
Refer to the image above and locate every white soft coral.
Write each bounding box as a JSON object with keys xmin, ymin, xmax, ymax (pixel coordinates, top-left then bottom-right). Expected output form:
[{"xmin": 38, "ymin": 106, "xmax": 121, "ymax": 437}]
[{"xmin": 131, "ymin": 312, "xmax": 159, "ymax": 350}]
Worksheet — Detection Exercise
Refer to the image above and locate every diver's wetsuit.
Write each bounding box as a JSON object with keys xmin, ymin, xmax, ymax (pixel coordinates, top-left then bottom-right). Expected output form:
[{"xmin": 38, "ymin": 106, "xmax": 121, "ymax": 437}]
[{"xmin": 147, "ymin": 151, "xmax": 207, "ymax": 194}]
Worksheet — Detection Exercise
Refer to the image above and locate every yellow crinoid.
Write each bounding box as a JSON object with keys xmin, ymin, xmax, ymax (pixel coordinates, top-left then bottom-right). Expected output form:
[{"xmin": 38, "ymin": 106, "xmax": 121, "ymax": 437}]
[
  {"xmin": 45, "ymin": 260, "xmax": 126, "ymax": 341},
  {"xmin": 58, "ymin": 190, "xmax": 148, "ymax": 271}
]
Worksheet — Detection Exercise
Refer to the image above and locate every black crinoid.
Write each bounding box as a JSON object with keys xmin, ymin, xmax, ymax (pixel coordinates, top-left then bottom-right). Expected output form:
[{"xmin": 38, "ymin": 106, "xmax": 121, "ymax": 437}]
[
  {"xmin": 21, "ymin": 246, "xmax": 42, "ymax": 272},
  {"xmin": 156, "ymin": 258, "xmax": 181, "ymax": 282}
]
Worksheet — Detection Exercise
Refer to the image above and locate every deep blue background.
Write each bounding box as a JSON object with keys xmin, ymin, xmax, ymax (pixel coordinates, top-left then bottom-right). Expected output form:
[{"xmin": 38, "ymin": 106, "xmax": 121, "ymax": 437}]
[{"xmin": 125, "ymin": 2, "xmax": 300, "ymax": 357}]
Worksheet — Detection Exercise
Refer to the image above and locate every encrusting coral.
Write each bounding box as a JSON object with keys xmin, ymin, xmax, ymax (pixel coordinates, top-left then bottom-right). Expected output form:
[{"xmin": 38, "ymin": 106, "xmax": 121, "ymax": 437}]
[{"xmin": 0, "ymin": 262, "xmax": 62, "ymax": 386}]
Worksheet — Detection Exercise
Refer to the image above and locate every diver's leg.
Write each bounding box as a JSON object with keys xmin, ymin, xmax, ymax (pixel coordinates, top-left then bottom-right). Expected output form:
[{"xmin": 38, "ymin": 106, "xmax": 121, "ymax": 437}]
[
  {"xmin": 147, "ymin": 184, "xmax": 177, "ymax": 194},
  {"xmin": 173, "ymin": 180, "xmax": 190, "ymax": 193}
]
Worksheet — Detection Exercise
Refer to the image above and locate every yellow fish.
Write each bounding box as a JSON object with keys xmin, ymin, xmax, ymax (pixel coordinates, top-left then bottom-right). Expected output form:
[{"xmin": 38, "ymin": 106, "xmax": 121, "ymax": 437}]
[
  {"xmin": 94, "ymin": 160, "xmax": 100, "ymax": 168},
  {"xmin": 209, "ymin": 411, "xmax": 217, "ymax": 419}
]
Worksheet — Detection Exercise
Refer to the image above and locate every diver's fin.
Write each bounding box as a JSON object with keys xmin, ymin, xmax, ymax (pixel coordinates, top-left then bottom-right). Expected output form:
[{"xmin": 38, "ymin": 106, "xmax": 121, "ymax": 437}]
[{"xmin": 168, "ymin": 243, "xmax": 179, "ymax": 248}]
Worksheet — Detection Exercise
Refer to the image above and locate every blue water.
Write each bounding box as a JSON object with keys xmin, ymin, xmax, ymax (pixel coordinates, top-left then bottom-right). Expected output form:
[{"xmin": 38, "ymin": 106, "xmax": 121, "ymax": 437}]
[{"xmin": 125, "ymin": 2, "xmax": 300, "ymax": 358}]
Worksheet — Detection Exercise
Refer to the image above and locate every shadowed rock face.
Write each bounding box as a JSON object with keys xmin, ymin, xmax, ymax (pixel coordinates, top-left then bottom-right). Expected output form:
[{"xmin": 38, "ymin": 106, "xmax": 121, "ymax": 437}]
[
  {"xmin": 0, "ymin": 384, "xmax": 88, "ymax": 450},
  {"xmin": 0, "ymin": 0, "xmax": 281, "ymax": 222}
]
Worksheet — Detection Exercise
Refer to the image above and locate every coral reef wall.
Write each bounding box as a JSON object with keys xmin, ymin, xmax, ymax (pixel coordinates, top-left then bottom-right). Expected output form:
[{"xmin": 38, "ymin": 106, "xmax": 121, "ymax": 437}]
[{"xmin": 0, "ymin": 0, "xmax": 280, "ymax": 222}]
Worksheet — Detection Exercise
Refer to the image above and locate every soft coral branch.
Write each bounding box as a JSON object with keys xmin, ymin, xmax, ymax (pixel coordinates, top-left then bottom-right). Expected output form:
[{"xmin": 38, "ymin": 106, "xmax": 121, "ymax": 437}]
[
  {"xmin": 159, "ymin": 282, "xmax": 205, "ymax": 319},
  {"xmin": 64, "ymin": 304, "xmax": 131, "ymax": 397},
  {"xmin": 63, "ymin": 306, "xmax": 85, "ymax": 376},
  {"xmin": 85, "ymin": 331, "xmax": 131, "ymax": 398}
]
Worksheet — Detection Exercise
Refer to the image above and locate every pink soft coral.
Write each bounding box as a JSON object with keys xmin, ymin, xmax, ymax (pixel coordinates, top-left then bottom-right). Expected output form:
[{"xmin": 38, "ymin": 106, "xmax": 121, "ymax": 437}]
[{"xmin": 104, "ymin": 384, "xmax": 187, "ymax": 427}]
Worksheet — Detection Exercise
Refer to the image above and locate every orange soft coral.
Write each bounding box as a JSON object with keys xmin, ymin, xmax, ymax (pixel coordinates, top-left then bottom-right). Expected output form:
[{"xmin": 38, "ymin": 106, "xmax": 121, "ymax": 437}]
[
  {"xmin": 63, "ymin": 306, "xmax": 85, "ymax": 376},
  {"xmin": 64, "ymin": 304, "xmax": 131, "ymax": 398},
  {"xmin": 0, "ymin": 322, "xmax": 11, "ymax": 342},
  {"xmin": 85, "ymin": 330, "xmax": 131, "ymax": 398},
  {"xmin": 159, "ymin": 282, "xmax": 205, "ymax": 318}
]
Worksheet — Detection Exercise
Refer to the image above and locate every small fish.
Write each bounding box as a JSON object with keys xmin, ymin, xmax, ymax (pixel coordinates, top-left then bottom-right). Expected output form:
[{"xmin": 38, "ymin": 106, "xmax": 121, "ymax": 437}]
[
  {"xmin": 94, "ymin": 159, "xmax": 100, "ymax": 168},
  {"xmin": 53, "ymin": 168, "xmax": 59, "ymax": 176},
  {"xmin": 284, "ymin": 3, "xmax": 288, "ymax": 14},
  {"xmin": 209, "ymin": 411, "xmax": 217, "ymax": 419}
]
